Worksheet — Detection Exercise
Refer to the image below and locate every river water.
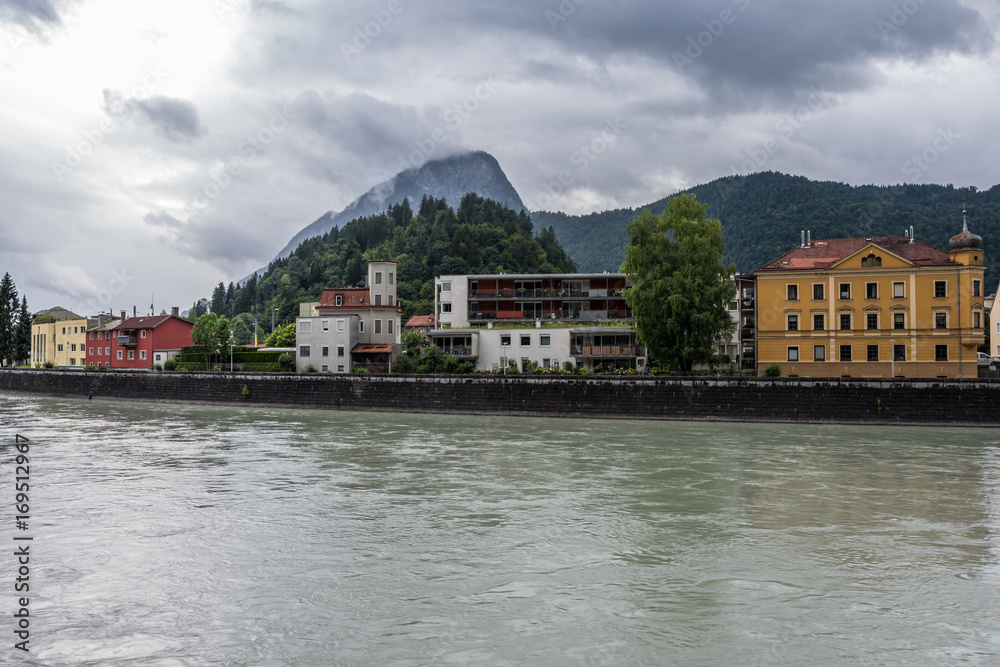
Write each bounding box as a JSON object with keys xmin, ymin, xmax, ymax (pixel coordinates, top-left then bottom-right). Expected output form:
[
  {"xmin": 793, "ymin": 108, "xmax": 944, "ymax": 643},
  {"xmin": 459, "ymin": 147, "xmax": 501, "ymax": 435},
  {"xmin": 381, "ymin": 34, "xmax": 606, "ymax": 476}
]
[{"xmin": 2, "ymin": 394, "xmax": 999, "ymax": 666}]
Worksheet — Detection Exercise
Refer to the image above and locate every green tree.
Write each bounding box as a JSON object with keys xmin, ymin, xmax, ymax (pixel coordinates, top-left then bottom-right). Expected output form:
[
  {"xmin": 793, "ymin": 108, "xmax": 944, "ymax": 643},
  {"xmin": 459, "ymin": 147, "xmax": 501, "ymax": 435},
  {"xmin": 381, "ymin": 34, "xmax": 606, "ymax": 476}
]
[
  {"xmin": 0, "ymin": 273, "xmax": 16, "ymax": 366},
  {"xmin": 265, "ymin": 321, "xmax": 296, "ymax": 347},
  {"xmin": 230, "ymin": 312, "xmax": 265, "ymax": 346},
  {"xmin": 14, "ymin": 296, "xmax": 31, "ymax": 366},
  {"xmin": 191, "ymin": 313, "xmax": 232, "ymax": 367},
  {"xmin": 621, "ymin": 194, "xmax": 736, "ymax": 372}
]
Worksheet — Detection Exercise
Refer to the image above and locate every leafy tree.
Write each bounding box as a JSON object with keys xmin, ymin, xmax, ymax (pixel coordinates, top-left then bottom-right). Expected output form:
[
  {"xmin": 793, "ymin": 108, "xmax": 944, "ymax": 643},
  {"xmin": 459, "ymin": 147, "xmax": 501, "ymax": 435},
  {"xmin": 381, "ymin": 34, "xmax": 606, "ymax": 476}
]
[
  {"xmin": 621, "ymin": 194, "xmax": 736, "ymax": 372},
  {"xmin": 265, "ymin": 321, "xmax": 296, "ymax": 347},
  {"xmin": 401, "ymin": 328, "xmax": 424, "ymax": 354},
  {"xmin": 191, "ymin": 313, "xmax": 232, "ymax": 367},
  {"xmin": 14, "ymin": 296, "xmax": 31, "ymax": 366},
  {"xmin": 230, "ymin": 312, "xmax": 265, "ymax": 346},
  {"xmin": 0, "ymin": 272, "xmax": 16, "ymax": 366}
]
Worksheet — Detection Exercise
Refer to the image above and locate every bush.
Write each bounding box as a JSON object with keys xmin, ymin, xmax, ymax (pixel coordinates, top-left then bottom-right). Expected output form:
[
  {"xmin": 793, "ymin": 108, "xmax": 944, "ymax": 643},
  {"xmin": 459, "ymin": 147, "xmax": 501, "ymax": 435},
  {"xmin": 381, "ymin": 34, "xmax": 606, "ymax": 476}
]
[
  {"xmin": 350, "ymin": 363, "xmax": 370, "ymax": 374},
  {"xmin": 151, "ymin": 363, "xmax": 163, "ymax": 371},
  {"xmin": 241, "ymin": 362, "xmax": 282, "ymax": 372},
  {"xmin": 163, "ymin": 358, "xmax": 178, "ymax": 371},
  {"xmin": 392, "ymin": 355, "xmax": 418, "ymax": 373},
  {"xmin": 303, "ymin": 364, "xmax": 318, "ymax": 373},
  {"xmin": 763, "ymin": 363, "xmax": 782, "ymax": 377},
  {"xmin": 278, "ymin": 353, "xmax": 295, "ymax": 372},
  {"xmin": 43, "ymin": 361, "xmax": 55, "ymax": 369},
  {"xmin": 562, "ymin": 361, "xmax": 575, "ymax": 373}
]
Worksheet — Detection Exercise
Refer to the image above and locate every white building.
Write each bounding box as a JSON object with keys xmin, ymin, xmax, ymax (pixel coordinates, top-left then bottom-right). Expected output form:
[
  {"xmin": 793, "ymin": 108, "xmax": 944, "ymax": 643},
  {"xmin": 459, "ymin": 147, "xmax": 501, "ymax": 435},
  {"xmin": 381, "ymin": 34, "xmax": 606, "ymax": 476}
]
[
  {"xmin": 432, "ymin": 273, "xmax": 643, "ymax": 371},
  {"xmin": 295, "ymin": 260, "xmax": 402, "ymax": 373}
]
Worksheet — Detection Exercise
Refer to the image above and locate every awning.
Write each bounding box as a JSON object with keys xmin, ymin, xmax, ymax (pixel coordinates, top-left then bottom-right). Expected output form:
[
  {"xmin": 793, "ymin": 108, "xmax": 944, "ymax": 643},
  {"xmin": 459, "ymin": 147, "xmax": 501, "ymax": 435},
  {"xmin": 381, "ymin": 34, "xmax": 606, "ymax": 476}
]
[{"xmin": 352, "ymin": 344, "xmax": 393, "ymax": 354}]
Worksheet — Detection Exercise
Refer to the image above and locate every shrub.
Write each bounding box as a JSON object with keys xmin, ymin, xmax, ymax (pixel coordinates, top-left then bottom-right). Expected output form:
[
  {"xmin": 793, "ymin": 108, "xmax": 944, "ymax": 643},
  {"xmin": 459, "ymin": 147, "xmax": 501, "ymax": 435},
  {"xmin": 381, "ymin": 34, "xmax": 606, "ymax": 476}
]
[
  {"xmin": 43, "ymin": 361, "xmax": 55, "ymax": 369},
  {"xmin": 151, "ymin": 363, "xmax": 163, "ymax": 371},
  {"xmin": 303, "ymin": 364, "xmax": 318, "ymax": 373},
  {"xmin": 278, "ymin": 353, "xmax": 295, "ymax": 372},
  {"xmin": 350, "ymin": 363, "xmax": 370, "ymax": 374},
  {"xmin": 392, "ymin": 355, "xmax": 418, "ymax": 373},
  {"xmin": 562, "ymin": 361, "xmax": 575, "ymax": 373},
  {"xmin": 163, "ymin": 359, "xmax": 178, "ymax": 371},
  {"xmin": 241, "ymin": 384, "xmax": 250, "ymax": 397},
  {"xmin": 241, "ymin": 362, "xmax": 282, "ymax": 372},
  {"xmin": 763, "ymin": 363, "xmax": 782, "ymax": 378},
  {"xmin": 578, "ymin": 368, "xmax": 594, "ymax": 375}
]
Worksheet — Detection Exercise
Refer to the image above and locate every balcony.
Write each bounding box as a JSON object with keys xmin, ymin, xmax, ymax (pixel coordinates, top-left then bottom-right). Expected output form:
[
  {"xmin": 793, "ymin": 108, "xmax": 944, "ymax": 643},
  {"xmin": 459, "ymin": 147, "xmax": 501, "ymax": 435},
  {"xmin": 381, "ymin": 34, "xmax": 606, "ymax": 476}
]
[
  {"xmin": 469, "ymin": 310, "xmax": 631, "ymax": 322},
  {"xmin": 422, "ymin": 345, "xmax": 475, "ymax": 358},
  {"xmin": 571, "ymin": 345, "xmax": 638, "ymax": 357},
  {"xmin": 117, "ymin": 333, "xmax": 137, "ymax": 346}
]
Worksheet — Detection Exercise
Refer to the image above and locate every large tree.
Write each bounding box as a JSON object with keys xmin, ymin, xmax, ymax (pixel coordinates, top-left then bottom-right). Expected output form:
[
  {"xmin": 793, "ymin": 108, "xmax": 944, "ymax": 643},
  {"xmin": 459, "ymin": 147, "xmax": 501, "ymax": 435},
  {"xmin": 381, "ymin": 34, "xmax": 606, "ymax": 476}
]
[
  {"xmin": 0, "ymin": 272, "xmax": 16, "ymax": 366},
  {"xmin": 14, "ymin": 296, "xmax": 31, "ymax": 366},
  {"xmin": 621, "ymin": 194, "xmax": 736, "ymax": 372},
  {"xmin": 191, "ymin": 312, "xmax": 232, "ymax": 368}
]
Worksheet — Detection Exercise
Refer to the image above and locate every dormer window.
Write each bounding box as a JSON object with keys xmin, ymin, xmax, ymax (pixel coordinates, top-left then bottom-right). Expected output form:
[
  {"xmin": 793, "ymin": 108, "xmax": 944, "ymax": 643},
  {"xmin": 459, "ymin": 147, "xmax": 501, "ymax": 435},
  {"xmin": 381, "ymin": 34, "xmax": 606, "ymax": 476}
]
[{"xmin": 335, "ymin": 295, "xmax": 343, "ymax": 306}]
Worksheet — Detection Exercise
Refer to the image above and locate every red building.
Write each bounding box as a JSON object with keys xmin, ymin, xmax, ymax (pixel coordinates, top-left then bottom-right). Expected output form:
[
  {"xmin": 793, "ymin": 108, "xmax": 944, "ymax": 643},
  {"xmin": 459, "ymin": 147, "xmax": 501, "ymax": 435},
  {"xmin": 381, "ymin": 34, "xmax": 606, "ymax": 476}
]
[{"xmin": 108, "ymin": 311, "xmax": 194, "ymax": 369}]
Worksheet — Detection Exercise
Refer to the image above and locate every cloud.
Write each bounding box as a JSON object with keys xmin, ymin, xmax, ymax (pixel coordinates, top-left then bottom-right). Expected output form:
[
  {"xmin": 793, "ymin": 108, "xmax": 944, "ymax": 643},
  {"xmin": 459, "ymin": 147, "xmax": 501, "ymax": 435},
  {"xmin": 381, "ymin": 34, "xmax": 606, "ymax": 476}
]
[
  {"xmin": 103, "ymin": 90, "xmax": 206, "ymax": 143},
  {"xmin": 0, "ymin": 0, "xmax": 70, "ymax": 32}
]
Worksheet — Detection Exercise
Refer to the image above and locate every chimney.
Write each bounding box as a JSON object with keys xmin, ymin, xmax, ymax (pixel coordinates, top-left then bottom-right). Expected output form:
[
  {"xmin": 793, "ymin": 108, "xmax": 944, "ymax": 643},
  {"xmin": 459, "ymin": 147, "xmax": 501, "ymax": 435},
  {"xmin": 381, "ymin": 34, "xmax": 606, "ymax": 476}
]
[
  {"xmin": 133, "ymin": 306, "xmax": 137, "ymax": 317},
  {"xmin": 806, "ymin": 230, "xmax": 811, "ymax": 247},
  {"xmin": 98, "ymin": 314, "xmax": 105, "ymax": 327},
  {"xmin": 909, "ymin": 225, "xmax": 915, "ymax": 243},
  {"xmin": 800, "ymin": 230, "xmax": 806, "ymax": 248},
  {"xmin": 121, "ymin": 310, "xmax": 127, "ymax": 321},
  {"xmin": 171, "ymin": 306, "xmax": 179, "ymax": 317}
]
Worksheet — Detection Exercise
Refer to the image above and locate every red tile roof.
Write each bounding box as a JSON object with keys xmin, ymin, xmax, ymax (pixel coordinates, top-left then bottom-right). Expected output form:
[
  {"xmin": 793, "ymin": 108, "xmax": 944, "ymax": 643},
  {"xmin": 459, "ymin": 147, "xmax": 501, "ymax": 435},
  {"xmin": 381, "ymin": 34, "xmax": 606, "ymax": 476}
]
[
  {"xmin": 757, "ymin": 237, "xmax": 958, "ymax": 272},
  {"xmin": 352, "ymin": 344, "xmax": 392, "ymax": 354},
  {"xmin": 318, "ymin": 288, "xmax": 370, "ymax": 308},
  {"xmin": 405, "ymin": 315, "xmax": 435, "ymax": 328},
  {"xmin": 112, "ymin": 314, "xmax": 193, "ymax": 330}
]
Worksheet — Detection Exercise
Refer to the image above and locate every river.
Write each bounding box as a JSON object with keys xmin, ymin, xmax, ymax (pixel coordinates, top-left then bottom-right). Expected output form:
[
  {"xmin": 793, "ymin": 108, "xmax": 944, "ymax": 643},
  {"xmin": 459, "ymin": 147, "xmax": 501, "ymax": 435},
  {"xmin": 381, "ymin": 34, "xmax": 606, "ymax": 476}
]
[{"xmin": 2, "ymin": 394, "xmax": 999, "ymax": 665}]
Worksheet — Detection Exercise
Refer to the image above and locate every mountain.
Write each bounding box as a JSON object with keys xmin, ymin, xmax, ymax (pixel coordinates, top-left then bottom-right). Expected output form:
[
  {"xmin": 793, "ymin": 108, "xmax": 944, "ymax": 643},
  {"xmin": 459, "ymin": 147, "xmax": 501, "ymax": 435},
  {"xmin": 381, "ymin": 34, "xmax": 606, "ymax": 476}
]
[
  {"xmin": 531, "ymin": 173, "xmax": 1000, "ymax": 290},
  {"xmin": 248, "ymin": 151, "xmax": 525, "ymax": 281}
]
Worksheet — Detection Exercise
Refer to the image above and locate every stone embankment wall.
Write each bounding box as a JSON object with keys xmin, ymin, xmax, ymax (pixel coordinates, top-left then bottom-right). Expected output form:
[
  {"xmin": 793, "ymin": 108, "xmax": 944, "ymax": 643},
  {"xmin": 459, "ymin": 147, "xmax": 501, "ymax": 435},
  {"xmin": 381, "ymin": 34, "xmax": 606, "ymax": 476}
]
[{"xmin": 1, "ymin": 369, "xmax": 998, "ymax": 427}]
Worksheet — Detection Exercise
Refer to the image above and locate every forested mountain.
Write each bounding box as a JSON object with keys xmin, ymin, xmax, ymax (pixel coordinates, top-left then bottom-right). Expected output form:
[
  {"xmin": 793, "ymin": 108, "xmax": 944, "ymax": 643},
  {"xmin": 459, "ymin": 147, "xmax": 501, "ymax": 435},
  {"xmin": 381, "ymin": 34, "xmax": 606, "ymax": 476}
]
[
  {"xmin": 532, "ymin": 172, "xmax": 1000, "ymax": 289},
  {"xmin": 197, "ymin": 193, "xmax": 575, "ymax": 324}
]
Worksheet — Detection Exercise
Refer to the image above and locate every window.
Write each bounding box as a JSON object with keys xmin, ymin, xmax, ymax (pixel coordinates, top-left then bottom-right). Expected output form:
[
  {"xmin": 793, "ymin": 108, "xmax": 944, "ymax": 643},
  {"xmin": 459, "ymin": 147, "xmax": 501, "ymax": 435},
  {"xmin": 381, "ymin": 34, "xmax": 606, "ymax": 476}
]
[
  {"xmin": 105, "ymin": 347, "xmax": 110, "ymax": 355},
  {"xmin": 892, "ymin": 282, "xmax": 904, "ymax": 298},
  {"xmin": 441, "ymin": 302, "xmax": 451, "ymax": 313},
  {"xmin": 337, "ymin": 319, "xmax": 345, "ymax": 332},
  {"xmin": 97, "ymin": 348, "xmax": 102, "ymax": 356},
  {"xmin": 388, "ymin": 295, "xmax": 394, "ymax": 306},
  {"xmin": 840, "ymin": 345, "xmax": 852, "ymax": 362},
  {"xmin": 320, "ymin": 320, "xmax": 328, "ymax": 332},
  {"xmin": 70, "ymin": 358, "xmax": 75, "ymax": 366},
  {"xmin": 839, "ymin": 283, "xmax": 851, "ymax": 299},
  {"xmin": 389, "ymin": 272, "xmax": 394, "ymax": 285},
  {"xmin": 57, "ymin": 344, "xmax": 63, "ymax": 352},
  {"xmin": 337, "ymin": 346, "xmax": 345, "ymax": 357},
  {"xmin": 127, "ymin": 350, "xmax": 134, "ymax": 360},
  {"xmin": 866, "ymin": 345, "xmax": 879, "ymax": 362},
  {"xmin": 866, "ymin": 313, "xmax": 878, "ymax": 330},
  {"xmin": 299, "ymin": 321, "xmax": 311, "ymax": 333},
  {"xmin": 974, "ymin": 312, "xmax": 982, "ymax": 328},
  {"xmin": 71, "ymin": 343, "xmax": 76, "ymax": 352},
  {"xmin": 520, "ymin": 335, "xmax": 531, "ymax": 346},
  {"xmin": 441, "ymin": 281, "xmax": 451, "ymax": 292},
  {"xmin": 62, "ymin": 327, "xmax": 66, "ymax": 334},
  {"xmin": 500, "ymin": 334, "xmax": 511, "ymax": 346},
  {"xmin": 388, "ymin": 320, "xmax": 394, "ymax": 335},
  {"xmin": 74, "ymin": 326, "xmax": 78, "ymax": 334},
  {"xmin": 98, "ymin": 332, "xmax": 102, "ymax": 340},
  {"xmin": 374, "ymin": 294, "xmax": 382, "ymax": 306},
  {"xmin": 374, "ymin": 319, "xmax": 382, "ymax": 334},
  {"xmin": 375, "ymin": 271, "xmax": 382, "ymax": 285},
  {"xmin": 154, "ymin": 354, "xmax": 162, "ymax": 362},
  {"xmin": 866, "ymin": 283, "xmax": 878, "ymax": 299},
  {"xmin": 893, "ymin": 344, "xmax": 905, "ymax": 361},
  {"xmin": 337, "ymin": 365, "xmax": 345, "ymax": 372},
  {"xmin": 117, "ymin": 350, "xmax": 123, "ymax": 360},
  {"xmin": 934, "ymin": 281, "xmax": 946, "ymax": 298},
  {"xmin": 840, "ymin": 314, "xmax": 851, "ymax": 331},
  {"xmin": 322, "ymin": 346, "xmax": 329, "ymax": 357},
  {"xmin": 813, "ymin": 284, "xmax": 824, "ymax": 300},
  {"xmin": 861, "ymin": 253, "xmax": 882, "ymax": 267},
  {"xmin": 729, "ymin": 300, "xmax": 738, "ymax": 311},
  {"xmin": 335, "ymin": 295, "xmax": 343, "ymax": 306},
  {"xmin": 140, "ymin": 330, "xmax": 146, "ymax": 338},
  {"xmin": 359, "ymin": 321, "xmax": 364, "ymax": 333},
  {"xmin": 787, "ymin": 346, "xmax": 799, "ymax": 361},
  {"xmin": 935, "ymin": 313, "xmax": 947, "ymax": 330},
  {"xmin": 540, "ymin": 334, "xmax": 551, "ymax": 347},
  {"xmin": 299, "ymin": 345, "xmax": 311, "ymax": 357},
  {"xmin": 974, "ymin": 280, "xmax": 981, "ymax": 297},
  {"xmin": 89, "ymin": 332, "xmax": 94, "ymax": 340},
  {"xmin": 894, "ymin": 313, "xmax": 905, "ymax": 330},
  {"xmin": 543, "ymin": 358, "xmax": 551, "ymax": 369},
  {"xmin": 89, "ymin": 347, "xmax": 93, "ymax": 355},
  {"xmin": 787, "ymin": 315, "xmax": 798, "ymax": 331},
  {"xmin": 321, "ymin": 365, "xmax": 329, "ymax": 372},
  {"xmin": 935, "ymin": 345, "xmax": 948, "ymax": 361},
  {"xmin": 813, "ymin": 314, "xmax": 824, "ymax": 331},
  {"xmin": 787, "ymin": 284, "xmax": 798, "ymax": 301},
  {"xmin": 140, "ymin": 350, "xmax": 147, "ymax": 360},
  {"xmin": 814, "ymin": 345, "xmax": 825, "ymax": 362}
]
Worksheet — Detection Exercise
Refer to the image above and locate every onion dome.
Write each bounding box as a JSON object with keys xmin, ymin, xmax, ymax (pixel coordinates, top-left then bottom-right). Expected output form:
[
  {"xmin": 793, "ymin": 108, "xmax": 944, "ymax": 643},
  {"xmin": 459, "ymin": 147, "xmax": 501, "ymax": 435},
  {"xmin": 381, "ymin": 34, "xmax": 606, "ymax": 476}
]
[{"xmin": 949, "ymin": 207, "xmax": 982, "ymax": 249}]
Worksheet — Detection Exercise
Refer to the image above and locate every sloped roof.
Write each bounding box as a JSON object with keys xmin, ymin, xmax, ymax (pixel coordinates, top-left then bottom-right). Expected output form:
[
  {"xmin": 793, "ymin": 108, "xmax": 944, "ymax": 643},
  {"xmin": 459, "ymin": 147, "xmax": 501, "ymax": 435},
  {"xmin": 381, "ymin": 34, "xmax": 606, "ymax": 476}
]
[
  {"xmin": 757, "ymin": 237, "xmax": 958, "ymax": 272},
  {"xmin": 32, "ymin": 306, "xmax": 83, "ymax": 323},
  {"xmin": 352, "ymin": 343, "xmax": 392, "ymax": 354},
  {"xmin": 112, "ymin": 314, "xmax": 193, "ymax": 330},
  {"xmin": 405, "ymin": 315, "xmax": 435, "ymax": 328}
]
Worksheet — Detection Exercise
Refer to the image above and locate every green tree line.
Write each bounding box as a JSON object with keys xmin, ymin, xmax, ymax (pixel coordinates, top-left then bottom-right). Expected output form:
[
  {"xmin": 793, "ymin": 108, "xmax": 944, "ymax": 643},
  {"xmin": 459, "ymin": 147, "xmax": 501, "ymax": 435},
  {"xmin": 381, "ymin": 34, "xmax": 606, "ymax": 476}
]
[{"xmin": 0, "ymin": 272, "xmax": 31, "ymax": 367}]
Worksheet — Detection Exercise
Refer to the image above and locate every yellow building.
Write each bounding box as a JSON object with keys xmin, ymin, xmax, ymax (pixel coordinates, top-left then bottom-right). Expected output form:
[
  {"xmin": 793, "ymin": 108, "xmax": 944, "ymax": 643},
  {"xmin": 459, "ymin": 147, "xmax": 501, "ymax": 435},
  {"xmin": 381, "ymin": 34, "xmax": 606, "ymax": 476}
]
[
  {"xmin": 755, "ymin": 220, "xmax": 985, "ymax": 378},
  {"xmin": 31, "ymin": 307, "xmax": 89, "ymax": 368}
]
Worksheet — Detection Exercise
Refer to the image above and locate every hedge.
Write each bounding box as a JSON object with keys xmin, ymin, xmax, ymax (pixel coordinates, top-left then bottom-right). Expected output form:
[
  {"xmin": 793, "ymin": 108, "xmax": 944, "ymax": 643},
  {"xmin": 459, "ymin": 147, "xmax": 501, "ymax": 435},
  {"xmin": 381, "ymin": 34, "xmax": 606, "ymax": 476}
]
[
  {"xmin": 240, "ymin": 363, "xmax": 282, "ymax": 372},
  {"xmin": 177, "ymin": 351, "xmax": 284, "ymax": 364}
]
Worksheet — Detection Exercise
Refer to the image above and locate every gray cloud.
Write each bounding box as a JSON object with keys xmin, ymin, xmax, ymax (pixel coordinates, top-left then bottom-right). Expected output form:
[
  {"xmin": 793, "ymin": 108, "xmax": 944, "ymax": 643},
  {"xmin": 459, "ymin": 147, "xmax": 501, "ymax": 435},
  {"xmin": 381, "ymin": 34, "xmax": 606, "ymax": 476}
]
[
  {"xmin": 103, "ymin": 90, "xmax": 205, "ymax": 143},
  {"xmin": 0, "ymin": 0, "xmax": 68, "ymax": 32}
]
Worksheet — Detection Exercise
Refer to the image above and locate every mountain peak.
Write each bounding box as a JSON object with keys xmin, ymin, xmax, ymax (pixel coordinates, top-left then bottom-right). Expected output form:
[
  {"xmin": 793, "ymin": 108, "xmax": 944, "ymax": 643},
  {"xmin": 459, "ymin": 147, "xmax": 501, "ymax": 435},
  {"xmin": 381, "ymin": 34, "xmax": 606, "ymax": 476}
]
[{"xmin": 264, "ymin": 151, "xmax": 523, "ymax": 272}]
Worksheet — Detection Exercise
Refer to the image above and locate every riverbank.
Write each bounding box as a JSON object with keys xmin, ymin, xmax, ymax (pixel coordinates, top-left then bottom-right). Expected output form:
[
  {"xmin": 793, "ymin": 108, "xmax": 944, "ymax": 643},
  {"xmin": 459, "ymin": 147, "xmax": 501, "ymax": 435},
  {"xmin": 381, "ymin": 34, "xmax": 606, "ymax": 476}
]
[{"xmin": 2, "ymin": 368, "xmax": 998, "ymax": 427}]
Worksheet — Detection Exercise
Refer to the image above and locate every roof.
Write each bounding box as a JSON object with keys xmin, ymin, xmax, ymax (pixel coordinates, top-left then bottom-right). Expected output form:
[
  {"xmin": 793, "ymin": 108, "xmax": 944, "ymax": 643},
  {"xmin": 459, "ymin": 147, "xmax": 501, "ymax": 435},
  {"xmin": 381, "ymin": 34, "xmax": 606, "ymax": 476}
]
[
  {"xmin": 32, "ymin": 306, "xmax": 84, "ymax": 323},
  {"xmin": 318, "ymin": 288, "xmax": 370, "ymax": 309},
  {"xmin": 756, "ymin": 237, "xmax": 958, "ymax": 272},
  {"xmin": 442, "ymin": 273, "xmax": 627, "ymax": 280},
  {"xmin": 351, "ymin": 343, "xmax": 392, "ymax": 354},
  {"xmin": 112, "ymin": 314, "xmax": 194, "ymax": 330},
  {"xmin": 405, "ymin": 315, "xmax": 435, "ymax": 328}
]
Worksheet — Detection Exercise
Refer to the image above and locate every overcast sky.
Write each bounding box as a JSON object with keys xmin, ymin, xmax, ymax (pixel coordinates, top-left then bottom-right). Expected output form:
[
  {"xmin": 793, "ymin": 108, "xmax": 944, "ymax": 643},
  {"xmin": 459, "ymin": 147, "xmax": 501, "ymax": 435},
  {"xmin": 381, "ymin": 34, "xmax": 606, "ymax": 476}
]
[{"xmin": 1, "ymin": 0, "xmax": 998, "ymax": 316}]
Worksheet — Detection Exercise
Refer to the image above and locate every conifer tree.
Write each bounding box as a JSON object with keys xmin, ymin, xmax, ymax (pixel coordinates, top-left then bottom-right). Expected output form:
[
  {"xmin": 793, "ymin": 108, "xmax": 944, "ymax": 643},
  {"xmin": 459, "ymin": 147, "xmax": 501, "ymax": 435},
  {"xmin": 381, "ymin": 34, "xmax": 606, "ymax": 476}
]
[{"xmin": 14, "ymin": 296, "xmax": 31, "ymax": 366}]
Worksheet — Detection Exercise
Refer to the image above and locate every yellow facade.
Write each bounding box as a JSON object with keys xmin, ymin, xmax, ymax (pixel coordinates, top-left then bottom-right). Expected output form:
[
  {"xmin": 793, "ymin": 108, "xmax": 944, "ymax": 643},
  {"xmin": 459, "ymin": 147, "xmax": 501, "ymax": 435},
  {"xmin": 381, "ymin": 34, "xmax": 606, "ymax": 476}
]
[
  {"xmin": 756, "ymin": 237, "xmax": 985, "ymax": 378},
  {"xmin": 31, "ymin": 313, "xmax": 89, "ymax": 368}
]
